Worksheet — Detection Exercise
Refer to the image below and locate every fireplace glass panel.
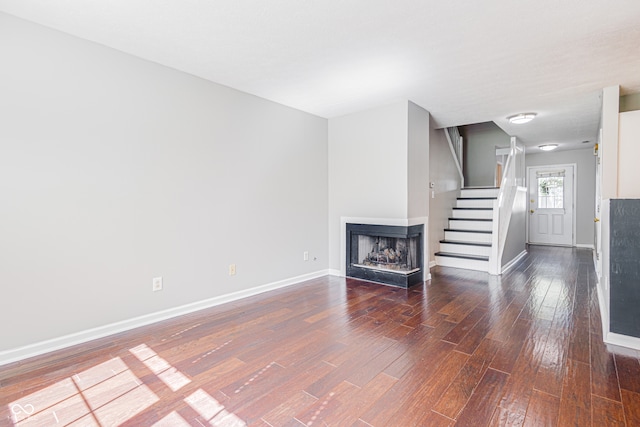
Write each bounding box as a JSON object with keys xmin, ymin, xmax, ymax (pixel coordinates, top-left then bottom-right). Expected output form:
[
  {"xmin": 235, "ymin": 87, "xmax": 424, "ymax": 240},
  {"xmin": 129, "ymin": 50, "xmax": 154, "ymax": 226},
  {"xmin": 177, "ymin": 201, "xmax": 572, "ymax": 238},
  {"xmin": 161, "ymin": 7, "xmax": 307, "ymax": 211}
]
[{"xmin": 353, "ymin": 235, "xmax": 419, "ymax": 275}]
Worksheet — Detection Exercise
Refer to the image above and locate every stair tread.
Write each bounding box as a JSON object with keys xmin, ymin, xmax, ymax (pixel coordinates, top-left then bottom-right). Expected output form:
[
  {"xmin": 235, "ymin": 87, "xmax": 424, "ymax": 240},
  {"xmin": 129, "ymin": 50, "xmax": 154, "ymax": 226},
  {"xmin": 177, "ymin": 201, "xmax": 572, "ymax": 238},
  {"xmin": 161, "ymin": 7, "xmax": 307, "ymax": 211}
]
[
  {"xmin": 457, "ymin": 197, "xmax": 498, "ymax": 200},
  {"xmin": 453, "ymin": 207, "xmax": 493, "ymax": 210},
  {"xmin": 462, "ymin": 187, "xmax": 499, "ymax": 190},
  {"xmin": 449, "ymin": 218, "xmax": 493, "ymax": 222},
  {"xmin": 444, "ymin": 228, "xmax": 492, "ymax": 234},
  {"xmin": 435, "ymin": 252, "xmax": 489, "ymax": 261},
  {"xmin": 440, "ymin": 240, "xmax": 492, "ymax": 247}
]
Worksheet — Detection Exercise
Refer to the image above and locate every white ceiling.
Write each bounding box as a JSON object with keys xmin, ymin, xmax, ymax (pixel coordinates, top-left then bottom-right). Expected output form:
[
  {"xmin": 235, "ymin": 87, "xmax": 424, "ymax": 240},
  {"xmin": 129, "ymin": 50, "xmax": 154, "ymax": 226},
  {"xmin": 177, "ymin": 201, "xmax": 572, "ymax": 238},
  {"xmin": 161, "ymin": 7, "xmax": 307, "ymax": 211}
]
[{"xmin": 2, "ymin": 0, "xmax": 640, "ymax": 152}]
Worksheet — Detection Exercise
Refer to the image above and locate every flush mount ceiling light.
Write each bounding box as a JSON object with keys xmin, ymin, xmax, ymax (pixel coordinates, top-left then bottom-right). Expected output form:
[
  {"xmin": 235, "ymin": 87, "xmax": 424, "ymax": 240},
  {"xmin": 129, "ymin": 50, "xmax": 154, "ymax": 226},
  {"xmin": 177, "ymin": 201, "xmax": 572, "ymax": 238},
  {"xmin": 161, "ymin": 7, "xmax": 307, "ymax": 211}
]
[
  {"xmin": 539, "ymin": 144, "xmax": 558, "ymax": 151},
  {"xmin": 508, "ymin": 113, "xmax": 537, "ymax": 124}
]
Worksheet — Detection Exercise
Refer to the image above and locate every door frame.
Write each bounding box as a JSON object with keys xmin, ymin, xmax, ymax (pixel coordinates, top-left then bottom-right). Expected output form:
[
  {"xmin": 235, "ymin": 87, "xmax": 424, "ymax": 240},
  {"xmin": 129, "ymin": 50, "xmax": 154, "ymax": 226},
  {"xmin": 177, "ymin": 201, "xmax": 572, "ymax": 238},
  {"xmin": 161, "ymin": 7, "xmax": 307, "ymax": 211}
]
[{"xmin": 526, "ymin": 163, "xmax": 577, "ymax": 247}]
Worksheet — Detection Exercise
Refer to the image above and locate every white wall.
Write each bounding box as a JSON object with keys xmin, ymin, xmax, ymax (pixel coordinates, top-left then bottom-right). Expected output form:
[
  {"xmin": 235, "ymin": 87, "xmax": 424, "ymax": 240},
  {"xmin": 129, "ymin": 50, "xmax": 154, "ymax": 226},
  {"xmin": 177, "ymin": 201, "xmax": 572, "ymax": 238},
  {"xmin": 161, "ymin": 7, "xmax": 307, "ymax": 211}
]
[
  {"xmin": 327, "ymin": 102, "xmax": 410, "ymax": 271},
  {"xmin": 407, "ymin": 102, "xmax": 430, "ymax": 221},
  {"xmin": 526, "ymin": 148, "xmax": 596, "ymax": 246},
  {"xmin": 428, "ymin": 127, "xmax": 462, "ymax": 264},
  {"xmin": 618, "ymin": 110, "xmax": 640, "ymax": 197},
  {"xmin": 0, "ymin": 13, "xmax": 329, "ymax": 353}
]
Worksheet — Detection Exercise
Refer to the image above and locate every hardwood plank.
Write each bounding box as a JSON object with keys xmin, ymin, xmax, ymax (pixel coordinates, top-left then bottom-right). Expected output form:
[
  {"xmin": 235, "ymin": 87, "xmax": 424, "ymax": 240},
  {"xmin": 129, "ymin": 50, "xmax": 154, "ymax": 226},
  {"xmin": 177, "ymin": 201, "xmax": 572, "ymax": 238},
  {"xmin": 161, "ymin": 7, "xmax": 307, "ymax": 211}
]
[
  {"xmin": 261, "ymin": 390, "xmax": 317, "ymax": 426},
  {"xmin": 533, "ymin": 325, "xmax": 570, "ymax": 397},
  {"xmin": 621, "ymin": 389, "xmax": 640, "ymax": 427},
  {"xmin": 591, "ymin": 395, "xmax": 626, "ymax": 427},
  {"xmin": 590, "ymin": 333, "xmax": 622, "ymax": 401},
  {"xmin": 432, "ymin": 339, "xmax": 501, "ymax": 419},
  {"xmin": 615, "ymin": 353, "xmax": 640, "ymax": 394},
  {"xmin": 441, "ymin": 306, "xmax": 487, "ymax": 344},
  {"xmin": 490, "ymin": 318, "xmax": 531, "ymax": 374},
  {"xmin": 556, "ymin": 359, "xmax": 591, "ymax": 427},
  {"xmin": 385, "ymin": 350, "xmax": 468, "ymax": 425},
  {"xmin": 454, "ymin": 368, "xmax": 509, "ymax": 426},
  {"xmin": 522, "ymin": 390, "xmax": 560, "ymax": 426}
]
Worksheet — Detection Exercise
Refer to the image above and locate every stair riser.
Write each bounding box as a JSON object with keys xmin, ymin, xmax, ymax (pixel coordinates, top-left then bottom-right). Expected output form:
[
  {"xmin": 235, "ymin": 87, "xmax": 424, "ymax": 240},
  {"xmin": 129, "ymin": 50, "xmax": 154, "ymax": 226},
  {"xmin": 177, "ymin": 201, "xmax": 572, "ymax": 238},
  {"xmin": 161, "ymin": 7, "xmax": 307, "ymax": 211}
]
[
  {"xmin": 460, "ymin": 189, "xmax": 500, "ymax": 198},
  {"xmin": 444, "ymin": 231, "xmax": 492, "ymax": 243},
  {"xmin": 448, "ymin": 220, "xmax": 493, "ymax": 231},
  {"xmin": 456, "ymin": 199, "xmax": 495, "ymax": 208},
  {"xmin": 435, "ymin": 255, "xmax": 489, "ymax": 272},
  {"xmin": 451, "ymin": 210, "xmax": 494, "ymax": 219},
  {"xmin": 439, "ymin": 243, "xmax": 492, "ymax": 257}
]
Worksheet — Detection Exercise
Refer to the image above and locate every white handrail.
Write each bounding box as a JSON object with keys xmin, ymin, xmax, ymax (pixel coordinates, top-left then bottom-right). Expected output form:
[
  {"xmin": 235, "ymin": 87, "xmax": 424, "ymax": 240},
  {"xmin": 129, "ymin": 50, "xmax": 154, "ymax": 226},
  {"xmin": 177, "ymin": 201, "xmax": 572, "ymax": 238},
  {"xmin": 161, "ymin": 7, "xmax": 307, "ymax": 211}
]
[{"xmin": 444, "ymin": 127, "xmax": 464, "ymax": 187}]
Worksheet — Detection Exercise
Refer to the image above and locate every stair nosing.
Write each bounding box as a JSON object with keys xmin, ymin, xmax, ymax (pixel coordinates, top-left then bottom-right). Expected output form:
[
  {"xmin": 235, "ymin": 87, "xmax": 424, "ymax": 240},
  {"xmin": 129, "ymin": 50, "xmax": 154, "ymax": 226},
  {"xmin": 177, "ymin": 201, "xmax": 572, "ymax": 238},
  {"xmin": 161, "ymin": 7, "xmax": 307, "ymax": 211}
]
[
  {"xmin": 452, "ymin": 207, "xmax": 493, "ymax": 210},
  {"xmin": 435, "ymin": 252, "xmax": 489, "ymax": 261},
  {"xmin": 457, "ymin": 197, "xmax": 498, "ymax": 200},
  {"xmin": 444, "ymin": 228, "xmax": 492, "ymax": 234},
  {"xmin": 449, "ymin": 218, "xmax": 493, "ymax": 222},
  {"xmin": 439, "ymin": 240, "xmax": 492, "ymax": 247}
]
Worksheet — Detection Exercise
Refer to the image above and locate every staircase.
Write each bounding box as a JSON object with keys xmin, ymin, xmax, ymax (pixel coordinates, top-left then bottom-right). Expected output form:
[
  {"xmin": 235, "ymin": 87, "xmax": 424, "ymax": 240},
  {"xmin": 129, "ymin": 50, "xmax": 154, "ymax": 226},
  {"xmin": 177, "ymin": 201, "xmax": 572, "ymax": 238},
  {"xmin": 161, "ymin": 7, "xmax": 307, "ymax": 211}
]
[{"xmin": 435, "ymin": 187, "xmax": 499, "ymax": 272}]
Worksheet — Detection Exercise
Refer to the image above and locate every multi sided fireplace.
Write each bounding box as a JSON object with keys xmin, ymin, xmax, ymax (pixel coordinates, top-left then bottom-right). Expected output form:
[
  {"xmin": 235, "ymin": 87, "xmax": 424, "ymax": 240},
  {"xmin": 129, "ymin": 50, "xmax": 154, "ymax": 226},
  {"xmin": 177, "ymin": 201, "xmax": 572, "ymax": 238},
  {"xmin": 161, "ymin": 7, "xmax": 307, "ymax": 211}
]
[{"xmin": 346, "ymin": 223, "xmax": 424, "ymax": 288}]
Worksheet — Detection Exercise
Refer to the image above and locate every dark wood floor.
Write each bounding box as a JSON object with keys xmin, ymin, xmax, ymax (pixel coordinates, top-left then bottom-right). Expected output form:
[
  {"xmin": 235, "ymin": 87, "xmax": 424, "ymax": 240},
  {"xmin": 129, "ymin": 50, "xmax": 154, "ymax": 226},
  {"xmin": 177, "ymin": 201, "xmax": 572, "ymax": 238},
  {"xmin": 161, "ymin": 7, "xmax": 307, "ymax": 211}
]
[{"xmin": 2, "ymin": 246, "xmax": 640, "ymax": 426}]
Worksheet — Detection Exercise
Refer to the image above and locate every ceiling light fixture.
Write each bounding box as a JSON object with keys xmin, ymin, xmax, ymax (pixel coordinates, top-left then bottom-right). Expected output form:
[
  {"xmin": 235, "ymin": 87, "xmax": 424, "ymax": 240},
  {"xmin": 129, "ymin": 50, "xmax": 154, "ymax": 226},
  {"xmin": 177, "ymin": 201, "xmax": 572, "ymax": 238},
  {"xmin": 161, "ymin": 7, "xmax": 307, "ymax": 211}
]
[
  {"xmin": 508, "ymin": 113, "xmax": 537, "ymax": 124},
  {"xmin": 539, "ymin": 144, "xmax": 558, "ymax": 151}
]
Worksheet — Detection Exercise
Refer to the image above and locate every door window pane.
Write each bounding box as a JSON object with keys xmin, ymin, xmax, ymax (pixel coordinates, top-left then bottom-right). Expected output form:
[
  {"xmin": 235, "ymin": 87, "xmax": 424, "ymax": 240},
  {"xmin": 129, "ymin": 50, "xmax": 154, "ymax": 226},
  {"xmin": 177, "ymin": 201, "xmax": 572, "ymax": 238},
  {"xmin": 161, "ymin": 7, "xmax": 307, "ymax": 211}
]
[{"xmin": 537, "ymin": 177, "xmax": 564, "ymax": 208}]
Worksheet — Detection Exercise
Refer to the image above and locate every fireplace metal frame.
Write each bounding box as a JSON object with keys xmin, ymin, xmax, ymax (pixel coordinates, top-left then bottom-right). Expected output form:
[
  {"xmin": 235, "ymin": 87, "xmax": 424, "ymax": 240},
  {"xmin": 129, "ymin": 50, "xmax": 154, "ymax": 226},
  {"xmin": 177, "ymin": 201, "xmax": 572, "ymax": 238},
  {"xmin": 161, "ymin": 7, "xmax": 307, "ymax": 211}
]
[{"xmin": 346, "ymin": 223, "xmax": 424, "ymax": 288}]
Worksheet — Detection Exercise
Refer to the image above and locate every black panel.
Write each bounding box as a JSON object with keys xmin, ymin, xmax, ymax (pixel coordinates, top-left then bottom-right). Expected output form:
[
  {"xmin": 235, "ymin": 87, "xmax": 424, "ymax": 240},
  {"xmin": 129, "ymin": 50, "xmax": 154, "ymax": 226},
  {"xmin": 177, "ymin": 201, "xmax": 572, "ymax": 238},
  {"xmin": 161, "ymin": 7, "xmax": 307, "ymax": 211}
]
[
  {"xmin": 610, "ymin": 199, "xmax": 640, "ymax": 337},
  {"xmin": 346, "ymin": 223, "xmax": 424, "ymax": 288}
]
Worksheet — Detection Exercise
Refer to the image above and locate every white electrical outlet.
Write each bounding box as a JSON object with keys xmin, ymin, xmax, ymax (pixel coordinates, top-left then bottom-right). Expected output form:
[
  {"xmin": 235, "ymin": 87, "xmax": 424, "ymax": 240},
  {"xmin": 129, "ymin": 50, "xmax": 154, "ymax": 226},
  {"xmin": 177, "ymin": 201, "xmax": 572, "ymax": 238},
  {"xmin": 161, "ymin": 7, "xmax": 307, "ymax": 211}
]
[
  {"xmin": 229, "ymin": 264, "xmax": 236, "ymax": 276},
  {"xmin": 303, "ymin": 251, "xmax": 309, "ymax": 261},
  {"xmin": 152, "ymin": 276, "xmax": 163, "ymax": 292}
]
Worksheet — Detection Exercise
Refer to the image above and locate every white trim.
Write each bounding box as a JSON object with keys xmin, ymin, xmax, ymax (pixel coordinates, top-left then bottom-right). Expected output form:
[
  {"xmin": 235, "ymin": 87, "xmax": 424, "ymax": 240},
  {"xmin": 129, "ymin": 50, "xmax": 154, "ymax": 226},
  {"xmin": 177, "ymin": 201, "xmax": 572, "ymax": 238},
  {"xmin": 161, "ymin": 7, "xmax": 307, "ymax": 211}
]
[
  {"xmin": 526, "ymin": 163, "xmax": 577, "ymax": 246},
  {"xmin": 501, "ymin": 250, "xmax": 527, "ymax": 274},
  {"xmin": 575, "ymin": 244, "xmax": 595, "ymax": 249},
  {"xmin": 595, "ymin": 272, "xmax": 609, "ymax": 338},
  {"xmin": 328, "ymin": 269, "xmax": 343, "ymax": 277},
  {"xmin": 605, "ymin": 332, "xmax": 640, "ymax": 351},
  {"xmin": 0, "ymin": 270, "xmax": 329, "ymax": 366},
  {"xmin": 429, "ymin": 260, "xmax": 437, "ymax": 269}
]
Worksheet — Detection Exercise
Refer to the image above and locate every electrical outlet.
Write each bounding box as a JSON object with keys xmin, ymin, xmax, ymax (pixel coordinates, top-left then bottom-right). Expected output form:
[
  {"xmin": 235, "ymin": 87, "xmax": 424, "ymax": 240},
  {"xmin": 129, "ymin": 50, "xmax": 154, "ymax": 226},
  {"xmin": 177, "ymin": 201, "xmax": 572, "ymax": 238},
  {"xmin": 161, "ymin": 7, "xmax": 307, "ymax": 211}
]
[
  {"xmin": 152, "ymin": 276, "xmax": 163, "ymax": 292},
  {"xmin": 229, "ymin": 264, "xmax": 236, "ymax": 276},
  {"xmin": 303, "ymin": 251, "xmax": 309, "ymax": 261}
]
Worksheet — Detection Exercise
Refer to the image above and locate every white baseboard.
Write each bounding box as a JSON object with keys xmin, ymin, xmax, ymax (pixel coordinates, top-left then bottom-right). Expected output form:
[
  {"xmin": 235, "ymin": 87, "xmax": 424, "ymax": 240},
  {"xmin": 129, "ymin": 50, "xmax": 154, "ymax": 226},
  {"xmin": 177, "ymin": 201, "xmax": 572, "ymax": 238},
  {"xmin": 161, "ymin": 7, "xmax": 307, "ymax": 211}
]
[
  {"xmin": 328, "ymin": 269, "xmax": 343, "ymax": 277},
  {"xmin": 429, "ymin": 261, "xmax": 437, "ymax": 269},
  {"xmin": 575, "ymin": 244, "xmax": 595, "ymax": 249},
  {"xmin": 0, "ymin": 270, "xmax": 329, "ymax": 366},
  {"xmin": 605, "ymin": 332, "xmax": 640, "ymax": 351},
  {"xmin": 595, "ymin": 276, "xmax": 609, "ymax": 338},
  {"xmin": 501, "ymin": 250, "xmax": 528, "ymax": 274}
]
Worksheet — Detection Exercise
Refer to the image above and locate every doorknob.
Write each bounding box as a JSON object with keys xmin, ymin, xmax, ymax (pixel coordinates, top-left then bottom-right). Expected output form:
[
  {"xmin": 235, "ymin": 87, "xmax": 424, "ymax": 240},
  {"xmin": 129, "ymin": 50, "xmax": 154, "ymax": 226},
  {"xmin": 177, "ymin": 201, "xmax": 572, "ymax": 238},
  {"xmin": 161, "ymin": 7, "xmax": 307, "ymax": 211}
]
[
  {"xmin": 594, "ymin": 218, "xmax": 600, "ymax": 222},
  {"xmin": 530, "ymin": 209, "xmax": 535, "ymax": 214}
]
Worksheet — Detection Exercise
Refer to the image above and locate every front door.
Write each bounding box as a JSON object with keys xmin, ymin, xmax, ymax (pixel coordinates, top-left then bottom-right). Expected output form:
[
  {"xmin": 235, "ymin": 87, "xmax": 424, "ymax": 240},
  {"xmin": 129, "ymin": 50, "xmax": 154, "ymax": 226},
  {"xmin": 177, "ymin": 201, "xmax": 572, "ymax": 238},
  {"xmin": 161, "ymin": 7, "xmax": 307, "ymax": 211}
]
[{"xmin": 528, "ymin": 165, "xmax": 575, "ymax": 246}]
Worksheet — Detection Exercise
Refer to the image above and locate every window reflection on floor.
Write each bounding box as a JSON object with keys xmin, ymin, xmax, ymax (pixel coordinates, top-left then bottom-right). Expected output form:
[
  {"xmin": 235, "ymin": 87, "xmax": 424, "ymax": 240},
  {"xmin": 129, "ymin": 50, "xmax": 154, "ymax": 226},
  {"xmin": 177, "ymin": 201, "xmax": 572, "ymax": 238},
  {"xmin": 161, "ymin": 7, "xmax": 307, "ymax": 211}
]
[
  {"xmin": 9, "ymin": 357, "xmax": 158, "ymax": 426},
  {"xmin": 8, "ymin": 342, "xmax": 246, "ymax": 427}
]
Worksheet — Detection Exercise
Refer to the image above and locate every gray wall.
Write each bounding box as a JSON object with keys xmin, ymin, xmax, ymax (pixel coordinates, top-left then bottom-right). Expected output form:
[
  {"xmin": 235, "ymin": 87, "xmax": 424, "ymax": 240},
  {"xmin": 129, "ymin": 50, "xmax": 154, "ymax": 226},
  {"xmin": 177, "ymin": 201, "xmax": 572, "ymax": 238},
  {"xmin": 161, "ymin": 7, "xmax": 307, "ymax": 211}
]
[
  {"xmin": 620, "ymin": 93, "xmax": 640, "ymax": 112},
  {"xmin": 501, "ymin": 189, "xmax": 527, "ymax": 266},
  {"xmin": 526, "ymin": 148, "xmax": 596, "ymax": 246},
  {"xmin": 0, "ymin": 13, "xmax": 329, "ymax": 351},
  {"xmin": 461, "ymin": 122, "xmax": 511, "ymax": 187},
  {"xmin": 428, "ymin": 127, "xmax": 462, "ymax": 265}
]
